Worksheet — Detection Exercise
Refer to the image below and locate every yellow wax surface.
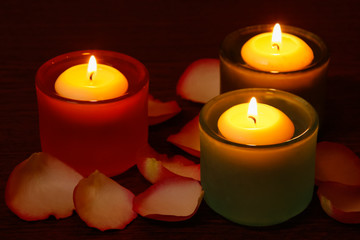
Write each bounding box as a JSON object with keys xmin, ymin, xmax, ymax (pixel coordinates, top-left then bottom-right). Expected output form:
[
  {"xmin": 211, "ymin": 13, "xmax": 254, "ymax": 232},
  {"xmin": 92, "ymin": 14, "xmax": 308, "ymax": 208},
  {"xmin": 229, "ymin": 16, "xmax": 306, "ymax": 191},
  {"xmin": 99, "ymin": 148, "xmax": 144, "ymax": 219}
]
[
  {"xmin": 241, "ymin": 32, "xmax": 314, "ymax": 72},
  {"xmin": 55, "ymin": 64, "xmax": 128, "ymax": 101},
  {"xmin": 218, "ymin": 103, "xmax": 295, "ymax": 145}
]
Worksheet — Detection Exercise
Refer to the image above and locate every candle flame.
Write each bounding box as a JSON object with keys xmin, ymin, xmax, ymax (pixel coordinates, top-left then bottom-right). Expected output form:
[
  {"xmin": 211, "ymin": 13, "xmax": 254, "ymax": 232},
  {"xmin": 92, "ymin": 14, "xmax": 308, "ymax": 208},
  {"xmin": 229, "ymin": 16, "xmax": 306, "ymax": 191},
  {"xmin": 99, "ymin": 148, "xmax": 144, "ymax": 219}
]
[
  {"xmin": 88, "ymin": 55, "xmax": 97, "ymax": 80},
  {"xmin": 247, "ymin": 97, "xmax": 258, "ymax": 124},
  {"xmin": 272, "ymin": 23, "xmax": 282, "ymax": 50}
]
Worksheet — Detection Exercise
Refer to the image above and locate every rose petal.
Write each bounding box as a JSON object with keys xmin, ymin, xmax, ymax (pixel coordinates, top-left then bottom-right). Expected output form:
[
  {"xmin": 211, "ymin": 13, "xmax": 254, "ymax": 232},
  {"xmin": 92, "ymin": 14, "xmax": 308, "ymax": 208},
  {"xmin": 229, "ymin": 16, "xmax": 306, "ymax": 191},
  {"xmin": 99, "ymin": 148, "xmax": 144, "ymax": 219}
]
[
  {"xmin": 5, "ymin": 152, "xmax": 83, "ymax": 221},
  {"xmin": 73, "ymin": 170, "xmax": 137, "ymax": 231},
  {"xmin": 167, "ymin": 115, "xmax": 200, "ymax": 157},
  {"xmin": 318, "ymin": 182, "xmax": 360, "ymax": 224},
  {"xmin": 316, "ymin": 141, "xmax": 360, "ymax": 186},
  {"xmin": 136, "ymin": 145, "xmax": 200, "ymax": 183},
  {"xmin": 148, "ymin": 95, "xmax": 181, "ymax": 125},
  {"xmin": 177, "ymin": 59, "xmax": 220, "ymax": 103},
  {"xmin": 133, "ymin": 176, "xmax": 203, "ymax": 221},
  {"xmin": 162, "ymin": 155, "xmax": 200, "ymax": 181}
]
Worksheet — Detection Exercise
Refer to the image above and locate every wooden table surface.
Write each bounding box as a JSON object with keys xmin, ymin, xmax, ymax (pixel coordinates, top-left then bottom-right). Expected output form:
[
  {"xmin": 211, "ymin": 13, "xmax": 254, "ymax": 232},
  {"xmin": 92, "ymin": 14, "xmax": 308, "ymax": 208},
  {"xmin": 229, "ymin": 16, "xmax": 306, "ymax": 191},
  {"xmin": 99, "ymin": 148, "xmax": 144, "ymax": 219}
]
[{"xmin": 1, "ymin": 0, "xmax": 360, "ymax": 239}]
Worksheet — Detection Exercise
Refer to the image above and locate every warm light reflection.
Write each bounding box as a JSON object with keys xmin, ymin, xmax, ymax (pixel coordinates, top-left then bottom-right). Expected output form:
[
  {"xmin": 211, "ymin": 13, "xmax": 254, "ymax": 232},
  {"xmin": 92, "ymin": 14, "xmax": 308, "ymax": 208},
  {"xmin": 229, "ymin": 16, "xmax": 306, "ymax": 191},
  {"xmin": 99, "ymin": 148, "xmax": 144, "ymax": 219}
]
[
  {"xmin": 271, "ymin": 23, "xmax": 282, "ymax": 50},
  {"xmin": 247, "ymin": 97, "xmax": 258, "ymax": 124},
  {"xmin": 87, "ymin": 55, "xmax": 97, "ymax": 80}
]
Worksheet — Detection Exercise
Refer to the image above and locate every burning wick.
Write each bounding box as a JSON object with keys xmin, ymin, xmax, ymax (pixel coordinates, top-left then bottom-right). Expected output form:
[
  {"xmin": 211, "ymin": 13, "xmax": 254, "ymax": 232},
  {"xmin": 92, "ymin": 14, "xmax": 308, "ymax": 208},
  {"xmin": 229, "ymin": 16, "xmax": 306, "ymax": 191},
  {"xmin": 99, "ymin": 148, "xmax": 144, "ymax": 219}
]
[
  {"xmin": 88, "ymin": 55, "xmax": 97, "ymax": 81},
  {"xmin": 248, "ymin": 116, "xmax": 256, "ymax": 124},
  {"xmin": 89, "ymin": 72, "xmax": 94, "ymax": 80},
  {"xmin": 247, "ymin": 97, "xmax": 258, "ymax": 125},
  {"xmin": 272, "ymin": 43, "xmax": 280, "ymax": 51},
  {"xmin": 271, "ymin": 23, "xmax": 281, "ymax": 51}
]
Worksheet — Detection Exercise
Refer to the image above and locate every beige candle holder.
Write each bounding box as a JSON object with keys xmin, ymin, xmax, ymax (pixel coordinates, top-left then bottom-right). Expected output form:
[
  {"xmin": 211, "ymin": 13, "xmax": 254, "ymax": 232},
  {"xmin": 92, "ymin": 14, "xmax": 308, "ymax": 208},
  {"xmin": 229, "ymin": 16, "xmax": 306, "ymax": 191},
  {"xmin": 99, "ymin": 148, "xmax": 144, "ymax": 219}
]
[{"xmin": 220, "ymin": 24, "xmax": 329, "ymax": 121}]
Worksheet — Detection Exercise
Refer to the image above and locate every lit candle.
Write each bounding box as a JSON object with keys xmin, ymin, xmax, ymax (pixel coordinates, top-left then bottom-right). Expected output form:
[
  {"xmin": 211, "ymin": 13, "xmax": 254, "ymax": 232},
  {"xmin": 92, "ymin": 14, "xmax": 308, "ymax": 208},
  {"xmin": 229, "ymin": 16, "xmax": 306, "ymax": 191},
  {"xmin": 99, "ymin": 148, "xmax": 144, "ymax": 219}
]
[
  {"xmin": 241, "ymin": 23, "xmax": 314, "ymax": 72},
  {"xmin": 55, "ymin": 55, "xmax": 128, "ymax": 101},
  {"xmin": 220, "ymin": 24, "xmax": 329, "ymax": 122},
  {"xmin": 218, "ymin": 97, "xmax": 294, "ymax": 145},
  {"xmin": 200, "ymin": 88, "xmax": 319, "ymax": 226},
  {"xmin": 36, "ymin": 50, "xmax": 149, "ymax": 177}
]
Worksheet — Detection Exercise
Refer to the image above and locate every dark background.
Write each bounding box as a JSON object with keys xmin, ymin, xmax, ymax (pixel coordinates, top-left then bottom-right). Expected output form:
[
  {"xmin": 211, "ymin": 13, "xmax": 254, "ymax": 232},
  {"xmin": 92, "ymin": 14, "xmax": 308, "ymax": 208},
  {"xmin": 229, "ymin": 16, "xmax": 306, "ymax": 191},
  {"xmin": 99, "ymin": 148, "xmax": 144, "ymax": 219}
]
[{"xmin": 1, "ymin": 0, "xmax": 360, "ymax": 239}]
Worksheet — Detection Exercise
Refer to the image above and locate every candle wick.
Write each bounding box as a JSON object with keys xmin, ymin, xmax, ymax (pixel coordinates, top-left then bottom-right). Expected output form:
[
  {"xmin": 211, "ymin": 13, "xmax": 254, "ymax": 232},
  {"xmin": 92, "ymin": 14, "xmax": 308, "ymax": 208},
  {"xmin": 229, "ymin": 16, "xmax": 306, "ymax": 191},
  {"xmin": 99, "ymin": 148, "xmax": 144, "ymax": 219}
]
[
  {"xmin": 248, "ymin": 116, "xmax": 256, "ymax": 124},
  {"xmin": 89, "ymin": 72, "xmax": 94, "ymax": 81},
  {"xmin": 272, "ymin": 43, "xmax": 280, "ymax": 51}
]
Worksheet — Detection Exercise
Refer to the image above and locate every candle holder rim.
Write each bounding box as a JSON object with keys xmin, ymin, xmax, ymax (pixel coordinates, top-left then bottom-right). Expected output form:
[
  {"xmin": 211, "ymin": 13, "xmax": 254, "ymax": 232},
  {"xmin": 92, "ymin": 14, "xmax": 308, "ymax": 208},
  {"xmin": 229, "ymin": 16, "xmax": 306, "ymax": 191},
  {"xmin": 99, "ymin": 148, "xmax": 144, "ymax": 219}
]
[
  {"xmin": 219, "ymin": 24, "xmax": 330, "ymax": 75},
  {"xmin": 199, "ymin": 88, "xmax": 319, "ymax": 149},
  {"xmin": 36, "ymin": 49, "xmax": 149, "ymax": 105}
]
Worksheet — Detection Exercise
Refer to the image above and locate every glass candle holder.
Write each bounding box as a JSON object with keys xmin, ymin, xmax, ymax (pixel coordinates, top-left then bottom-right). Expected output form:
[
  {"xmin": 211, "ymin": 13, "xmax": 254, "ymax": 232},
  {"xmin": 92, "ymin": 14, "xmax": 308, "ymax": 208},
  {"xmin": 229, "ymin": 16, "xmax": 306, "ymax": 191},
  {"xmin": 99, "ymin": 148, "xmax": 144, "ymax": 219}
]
[
  {"xmin": 199, "ymin": 88, "xmax": 319, "ymax": 226},
  {"xmin": 220, "ymin": 24, "xmax": 329, "ymax": 120},
  {"xmin": 36, "ymin": 50, "xmax": 149, "ymax": 177}
]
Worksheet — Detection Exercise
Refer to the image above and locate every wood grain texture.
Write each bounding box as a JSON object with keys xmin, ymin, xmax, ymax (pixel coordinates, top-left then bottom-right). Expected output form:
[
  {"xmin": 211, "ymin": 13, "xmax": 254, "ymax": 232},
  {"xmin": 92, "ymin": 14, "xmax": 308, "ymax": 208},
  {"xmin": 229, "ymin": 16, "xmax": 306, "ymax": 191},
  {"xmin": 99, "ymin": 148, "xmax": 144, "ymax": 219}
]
[{"xmin": 1, "ymin": 0, "xmax": 360, "ymax": 239}]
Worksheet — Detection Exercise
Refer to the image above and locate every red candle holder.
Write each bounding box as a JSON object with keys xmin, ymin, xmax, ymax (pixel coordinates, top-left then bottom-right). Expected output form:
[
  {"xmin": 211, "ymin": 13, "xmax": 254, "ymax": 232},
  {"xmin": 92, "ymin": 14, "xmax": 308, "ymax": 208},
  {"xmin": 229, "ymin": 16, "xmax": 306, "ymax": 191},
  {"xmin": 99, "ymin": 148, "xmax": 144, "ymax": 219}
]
[{"xmin": 36, "ymin": 50, "xmax": 149, "ymax": 177}]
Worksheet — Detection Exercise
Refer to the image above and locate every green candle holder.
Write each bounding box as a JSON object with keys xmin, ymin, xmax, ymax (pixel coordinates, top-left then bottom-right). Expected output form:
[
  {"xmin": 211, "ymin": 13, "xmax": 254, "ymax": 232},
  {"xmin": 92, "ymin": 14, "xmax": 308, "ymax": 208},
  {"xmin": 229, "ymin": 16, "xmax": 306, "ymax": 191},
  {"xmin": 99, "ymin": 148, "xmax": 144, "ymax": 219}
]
[{"xmin": 199, "ymin": 88, "xmax": 318, "ymax": 226}]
